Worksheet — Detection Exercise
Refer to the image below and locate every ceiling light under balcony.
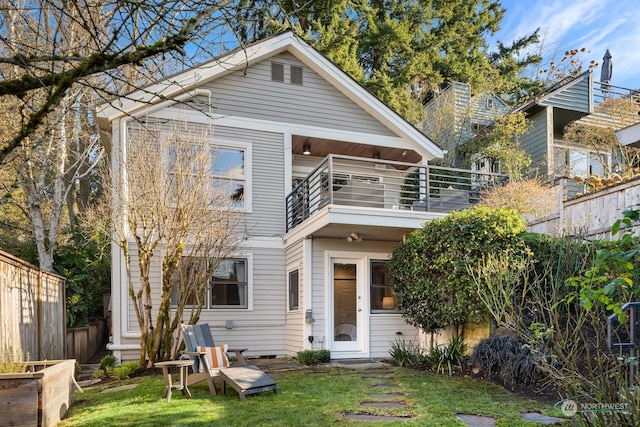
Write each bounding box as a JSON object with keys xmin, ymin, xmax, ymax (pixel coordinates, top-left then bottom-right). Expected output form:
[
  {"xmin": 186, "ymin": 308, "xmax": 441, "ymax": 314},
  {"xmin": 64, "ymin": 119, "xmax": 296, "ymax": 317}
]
[{"xmin": 303, "ymin": 144, "xmax": 311, "ymax": 155}]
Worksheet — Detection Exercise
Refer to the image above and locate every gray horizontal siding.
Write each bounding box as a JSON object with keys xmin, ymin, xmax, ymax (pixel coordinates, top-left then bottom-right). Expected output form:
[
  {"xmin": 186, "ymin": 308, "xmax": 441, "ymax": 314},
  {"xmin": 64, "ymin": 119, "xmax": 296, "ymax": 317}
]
[
  {"xmin": 310, "ymin": 238, "xmax": 400, "ymax": 357},
  {"xmin": 522, "ymin": 109, "xmax": 550, "ymax": 176},
  {"xmin": 541, "ymin": 74, "xmax": 590, "ymax": 113},
  {"xmin": 369, "ymin": 316, "xmax": 420, "ymax": 358},
  {"xmin": 285, "ymin": 238, "xmax": 305, "ymax": 355},
  {"xmin": 201, "ymin": 52, "xmax": 395, "ymax": 137},
  {"xmin": 195, "ymin": 246, "xmax": 287, "ymax": 357},
  {"xmin": 122, "ymin": 245, "xmax": 287, "ymax": 359},
  {"xmin": 212, "ymin": 125, "xmax": 285, "ymax": 238}
]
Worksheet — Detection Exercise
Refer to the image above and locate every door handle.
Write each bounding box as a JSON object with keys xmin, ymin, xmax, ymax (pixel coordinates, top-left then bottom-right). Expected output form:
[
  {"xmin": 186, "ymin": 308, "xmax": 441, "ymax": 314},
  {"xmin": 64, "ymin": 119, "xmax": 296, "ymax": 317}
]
[{"xmin": 358, "ymin": 308, "xmax": 362, "ymax": 312}]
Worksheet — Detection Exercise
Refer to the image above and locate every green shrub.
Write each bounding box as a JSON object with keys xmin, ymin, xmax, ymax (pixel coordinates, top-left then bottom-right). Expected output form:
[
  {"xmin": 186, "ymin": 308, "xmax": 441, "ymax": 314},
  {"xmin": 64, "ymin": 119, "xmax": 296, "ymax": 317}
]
[
  {"xmin": 99, "ymin": 354, "xmax": 118, "ymax": 371},
  {"xmin": 389, "ymin": 207, "xmax": 527, "ymax": 332},
  {"xmin": 0, "ymin": 346, "xmax": 29, "ymax": 374},
  {"xmin": 426, "ymin": 335, "xmax": 467, "ymax": 376},
  {"xmin": 113, "ymin": 362, "xmax": 139, "ymax": 380},
  {"xmin": 92, "ymin": 368, "xmax": 105, "ymax": 378},
  {"xmin": 388, "ymin": 339, "xmax": 424, "ymax": 367},
  {"xmin": 296, "ymin": 350, "xmax": 331, "ymax": 365}
]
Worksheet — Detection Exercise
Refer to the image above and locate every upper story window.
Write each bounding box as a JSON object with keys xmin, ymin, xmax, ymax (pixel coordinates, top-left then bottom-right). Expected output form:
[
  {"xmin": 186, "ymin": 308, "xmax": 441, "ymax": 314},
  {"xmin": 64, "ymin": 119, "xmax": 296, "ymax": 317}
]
[
  {"xmin": 212, "ymin": 146, "xmax": 246, "ymax": 209},
  {"xmin": 165, "ymin": 140, "xmax": 248, "ymax": 210},
  {"xmin": 486, "ymin": 98, "xmax": 494, "ymax": 109}
]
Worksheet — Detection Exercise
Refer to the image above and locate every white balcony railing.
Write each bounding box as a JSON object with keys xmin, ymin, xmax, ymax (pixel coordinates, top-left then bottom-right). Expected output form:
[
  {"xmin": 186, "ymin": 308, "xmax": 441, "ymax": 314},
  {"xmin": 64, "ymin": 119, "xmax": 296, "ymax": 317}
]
[{"xmin": 286, "ymin": 155, "xmax": 509, "ymax": 232}]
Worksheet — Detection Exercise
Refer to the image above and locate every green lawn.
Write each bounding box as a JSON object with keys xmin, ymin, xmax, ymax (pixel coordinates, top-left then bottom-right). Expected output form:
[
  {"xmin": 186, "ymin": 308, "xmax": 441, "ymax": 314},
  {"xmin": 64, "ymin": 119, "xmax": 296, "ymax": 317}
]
[{"xmin": 60, "ymin": 366, "xmax": 564, "ymax": 426}]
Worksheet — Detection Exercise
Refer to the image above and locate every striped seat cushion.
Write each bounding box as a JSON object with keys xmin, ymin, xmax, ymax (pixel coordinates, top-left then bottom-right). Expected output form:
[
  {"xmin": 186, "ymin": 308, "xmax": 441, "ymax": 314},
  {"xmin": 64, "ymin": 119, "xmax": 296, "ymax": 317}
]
[{"xmin": 199, "ymin": 345, "xmax": 230, "ymax": 369}]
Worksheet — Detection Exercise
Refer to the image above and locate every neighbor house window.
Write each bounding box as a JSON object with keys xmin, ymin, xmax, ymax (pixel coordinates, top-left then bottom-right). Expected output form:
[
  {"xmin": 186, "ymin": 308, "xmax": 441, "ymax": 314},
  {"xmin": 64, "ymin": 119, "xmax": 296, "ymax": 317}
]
[
  {"xmin": 211, "ymin": 258, "xmax": 248, "ymax": 308},
  {"xmin": 171, "ymin": 257, "xmax": 250, "ymax": 309},
  {"xmin": 288, "ymin": 269, "xmax": 299, "ymax": 311},
  {"xmin": 554, "ymin": 146, "xmax": 609, "ymax": 178},
  {"xmin": 486, "ymin": 98, "xmax": 494, "ymax": 109},
  {"xmin": 212, "ymin": 146, "xmax": 246, "ymax": 209},
  {"xmin": 370, "ymin": 260, "xmax": 396, "ymax": 312}
]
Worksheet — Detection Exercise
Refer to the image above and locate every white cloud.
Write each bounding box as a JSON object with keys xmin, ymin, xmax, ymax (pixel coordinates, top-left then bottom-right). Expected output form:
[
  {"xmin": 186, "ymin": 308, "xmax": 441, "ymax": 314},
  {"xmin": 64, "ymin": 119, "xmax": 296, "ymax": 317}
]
[{"xmin": 496, "ymin": 0, "xmax": 640, "ymax": 89}]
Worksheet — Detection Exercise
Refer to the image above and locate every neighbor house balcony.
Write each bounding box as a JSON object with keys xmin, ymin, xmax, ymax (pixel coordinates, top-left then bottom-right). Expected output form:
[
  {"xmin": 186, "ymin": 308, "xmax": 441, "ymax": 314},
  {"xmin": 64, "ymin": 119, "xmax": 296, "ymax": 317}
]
[{"xmin": 286, "ymin": 154, "xmax": 509, "ymax": 234}]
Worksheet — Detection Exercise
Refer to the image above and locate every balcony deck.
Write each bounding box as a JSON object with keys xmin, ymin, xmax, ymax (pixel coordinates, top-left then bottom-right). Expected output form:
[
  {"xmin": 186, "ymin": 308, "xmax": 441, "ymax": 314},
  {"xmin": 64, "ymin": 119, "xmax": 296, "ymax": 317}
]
[{"xmin": 286, "ymin": 155, "xmax": 509, "ymax": 233}]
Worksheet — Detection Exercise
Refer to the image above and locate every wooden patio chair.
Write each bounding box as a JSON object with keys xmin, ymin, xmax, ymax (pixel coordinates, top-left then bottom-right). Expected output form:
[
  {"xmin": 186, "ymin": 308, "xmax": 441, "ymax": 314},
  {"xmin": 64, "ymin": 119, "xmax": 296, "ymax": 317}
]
[{"xmin": 179, "ymin": 323, "xmax": 248, "ymax": 395}]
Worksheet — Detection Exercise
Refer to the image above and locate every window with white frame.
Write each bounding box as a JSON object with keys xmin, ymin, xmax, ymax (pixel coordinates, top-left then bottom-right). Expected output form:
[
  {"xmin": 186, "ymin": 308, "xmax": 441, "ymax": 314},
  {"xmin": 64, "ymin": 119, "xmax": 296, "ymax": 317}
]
[
  {"xmin": 211, "ymin": 146, "xmax": 246, "ymax": 209},
  {"xmin": 471, "ymin": 153, "xmax": 500, "ymax": 174},
  {"xmin": 370, "ymin": 260, "xmax": 396, "ymax": 312},
  {"xmin": 163, "ymin": 136, "xmax": 248, "ymax": 210},
  {"xmin": 288, "ymin": 269, "xmax": 299, "ymax": 311},
  {"xmin": 211, "ymin": 258, "xmax": 248, "ymax": 308},
  {"xmin": 171, "ymin": 257, "xmax": 250, "ymax": 309},
  {"xmin": 554, "ymin": 146, "xmax": 609, "ymax": 178}
]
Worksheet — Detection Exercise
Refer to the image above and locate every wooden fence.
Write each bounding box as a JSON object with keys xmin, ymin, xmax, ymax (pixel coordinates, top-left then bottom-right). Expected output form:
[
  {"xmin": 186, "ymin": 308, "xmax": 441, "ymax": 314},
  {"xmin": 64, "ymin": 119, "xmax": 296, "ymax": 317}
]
[
  {"xmin": 66, "ymin": 318, "xmax": 107, "ymax": 363},
  {"xmin": 0, "ymin": 250, "xmax": 66, "ymax": 360},
  {"xmin": 527, "ymin": 177, "xmax": 640, "ymax": 240}
]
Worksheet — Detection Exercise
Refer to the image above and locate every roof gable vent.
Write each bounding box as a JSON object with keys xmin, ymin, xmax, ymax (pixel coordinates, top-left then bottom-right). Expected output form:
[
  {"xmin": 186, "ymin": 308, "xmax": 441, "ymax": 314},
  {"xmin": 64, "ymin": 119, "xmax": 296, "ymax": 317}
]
[
  {"xmin": 271, "ymin": 62, "xmax": 284, "ymax": 82},
  {"xmin": 290, "ymin": 65, "xmax": 303, "ymax": 85}
]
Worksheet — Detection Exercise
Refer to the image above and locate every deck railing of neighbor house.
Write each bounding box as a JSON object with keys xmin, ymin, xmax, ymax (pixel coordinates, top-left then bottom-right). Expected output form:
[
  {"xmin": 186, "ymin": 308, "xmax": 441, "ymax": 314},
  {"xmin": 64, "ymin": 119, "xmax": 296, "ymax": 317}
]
[{"xmin": 286, "ymin": 154, "xmax": 509, "ymax": 232}]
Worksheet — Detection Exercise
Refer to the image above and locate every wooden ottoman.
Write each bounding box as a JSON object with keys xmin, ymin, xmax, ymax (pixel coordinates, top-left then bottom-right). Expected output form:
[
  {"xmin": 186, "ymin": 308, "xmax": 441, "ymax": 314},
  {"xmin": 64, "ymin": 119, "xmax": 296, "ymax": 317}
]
[{"xmin": 219, "ymin": 365, "xmax": 278, "ymax": 400}]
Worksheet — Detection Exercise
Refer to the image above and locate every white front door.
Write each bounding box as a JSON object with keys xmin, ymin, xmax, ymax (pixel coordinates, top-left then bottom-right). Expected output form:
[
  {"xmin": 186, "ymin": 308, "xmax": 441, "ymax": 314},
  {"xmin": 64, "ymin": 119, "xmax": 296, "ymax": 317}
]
[{"xmin": 330, "ymin": 257, "xmax": 366, "ymax": 355}]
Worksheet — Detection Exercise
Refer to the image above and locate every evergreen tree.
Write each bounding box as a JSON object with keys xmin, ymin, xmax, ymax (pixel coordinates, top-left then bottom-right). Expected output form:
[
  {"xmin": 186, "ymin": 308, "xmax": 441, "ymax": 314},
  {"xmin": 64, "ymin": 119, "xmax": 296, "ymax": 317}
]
[{"xmin": 232, "ymin": 0, "xmax": 540, "ymax": 121}]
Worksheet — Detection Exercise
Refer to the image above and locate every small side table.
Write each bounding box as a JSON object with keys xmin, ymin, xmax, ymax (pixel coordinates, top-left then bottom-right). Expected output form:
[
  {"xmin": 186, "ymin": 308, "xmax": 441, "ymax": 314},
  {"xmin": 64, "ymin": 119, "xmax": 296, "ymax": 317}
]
[{"xmin": 155, "ymin": 359, "xmax": 195, "ymax": 402}]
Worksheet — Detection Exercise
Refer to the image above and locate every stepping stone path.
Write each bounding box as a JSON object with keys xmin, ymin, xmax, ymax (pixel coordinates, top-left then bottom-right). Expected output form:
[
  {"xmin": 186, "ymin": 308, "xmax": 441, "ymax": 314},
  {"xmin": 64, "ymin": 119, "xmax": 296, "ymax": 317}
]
[
  {"xmin": 343, "ymin": 369, "xmax": 413, "ymax": 422},
  {"xmin": 455, "ymin": 412, "xmax": 569, "ymax": 426},
  {"xmin": 521, "ymin": 412, "xmax": 568, "ymax": 424},
  {"xmin": 456, "ymin": 414, "xmax": 497, "ymax": 427}
]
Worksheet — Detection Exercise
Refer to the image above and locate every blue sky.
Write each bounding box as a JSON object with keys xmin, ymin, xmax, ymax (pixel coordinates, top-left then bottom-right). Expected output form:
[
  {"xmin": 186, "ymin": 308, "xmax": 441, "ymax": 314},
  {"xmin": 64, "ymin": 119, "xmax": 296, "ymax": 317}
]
[{"xmin": 495, "ymin": 0, "xmax": 640, "ymax": 90}]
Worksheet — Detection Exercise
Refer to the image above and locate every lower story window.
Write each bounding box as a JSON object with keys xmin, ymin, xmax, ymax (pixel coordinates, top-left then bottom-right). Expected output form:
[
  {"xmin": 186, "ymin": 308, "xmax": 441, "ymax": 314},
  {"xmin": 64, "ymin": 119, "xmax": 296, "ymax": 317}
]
[
  {"xmin": 211, "ymin": 259, "xmax": 248, "ymax": 308},
  {"xmin": 288, "ymin": 269, "xmax": 299, "ymax": 311},
  {"xmin": 370, "ymin": 260, "xmax": 396, "ymax": 312},
  {"xmin": 171, "ymin": 257, "xmax": 249, "ymax": 309}
]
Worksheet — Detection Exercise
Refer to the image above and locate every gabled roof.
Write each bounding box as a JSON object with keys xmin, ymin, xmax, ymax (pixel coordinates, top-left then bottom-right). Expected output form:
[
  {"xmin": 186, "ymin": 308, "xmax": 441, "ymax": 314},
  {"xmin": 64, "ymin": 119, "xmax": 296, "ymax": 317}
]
[
  {"xmin": 97, "ymin": 31, "xmax": 443, "ymax": 159},
  {"xmin": 513, "ymin": 71, "xmax": 592, "ymax": 114}
]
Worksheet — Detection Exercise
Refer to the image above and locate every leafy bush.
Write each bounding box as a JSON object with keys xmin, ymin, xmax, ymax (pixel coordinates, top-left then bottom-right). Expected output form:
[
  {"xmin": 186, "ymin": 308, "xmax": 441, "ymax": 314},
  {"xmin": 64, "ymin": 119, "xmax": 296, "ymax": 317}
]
[
  {"xmin": 388, "ymin": 339, "xmax": 424, "ymax": 367},
  {"xmin": 472, "ymin": 336, "xmax": 540, "ymax": 385},
  {"xmin": 54, "ymin": 225, "xmax": 111, "ymax": 328},
  {"xmin": 113, "ymin": 362, "xmax": 139, "ymax": 380},
  {"xmin": 99, "ymin": 354, "xmax": 118, "ymax": 371},
  {"xmin": 389, "ymin": 207, "xmax": 527, "ymax": 332},
  {"xmin": 296, "ymin": 350, "xmax": 331, "ymax": 365},
  {"xmin": 426, "ymin": 335, "xmax": 467, "ymax": 376},
  {"xmin": 92, "ymin": 368, "xmax": 105, "ymax": 378}
]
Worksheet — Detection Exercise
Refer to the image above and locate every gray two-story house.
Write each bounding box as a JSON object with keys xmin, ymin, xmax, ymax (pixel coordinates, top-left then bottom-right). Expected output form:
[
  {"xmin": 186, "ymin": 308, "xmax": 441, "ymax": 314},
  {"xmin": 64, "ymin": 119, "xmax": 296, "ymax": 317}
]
[{"xmin": 98, "ymin": 32, "xmax": 506, "ymax": 362}]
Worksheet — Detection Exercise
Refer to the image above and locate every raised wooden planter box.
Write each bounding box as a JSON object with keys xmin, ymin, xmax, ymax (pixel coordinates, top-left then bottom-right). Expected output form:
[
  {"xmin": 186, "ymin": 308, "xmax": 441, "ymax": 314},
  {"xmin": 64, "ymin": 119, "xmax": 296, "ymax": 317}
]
[{"xmin": 0, "ymin": 359, "xmax": 76, "ymax": 427}]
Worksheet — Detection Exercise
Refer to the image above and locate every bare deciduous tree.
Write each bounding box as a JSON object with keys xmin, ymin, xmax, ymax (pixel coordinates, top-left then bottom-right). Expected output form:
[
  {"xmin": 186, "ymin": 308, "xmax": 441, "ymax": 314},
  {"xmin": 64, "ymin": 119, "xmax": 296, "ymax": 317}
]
[
  {"xmin": 107, "ymin": 118, "xmax": 243, "ymax": 366},
  {"xmin": 0, "ymin": 0, "xmax": 236, "ymax": 164}
]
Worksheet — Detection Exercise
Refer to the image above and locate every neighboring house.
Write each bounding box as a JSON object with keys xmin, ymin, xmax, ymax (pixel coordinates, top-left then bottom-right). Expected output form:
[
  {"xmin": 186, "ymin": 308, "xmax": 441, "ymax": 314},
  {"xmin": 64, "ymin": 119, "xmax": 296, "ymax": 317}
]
[
  {"xmin": 428, "ymin": 72, "xmax": 640, "ymax": 198},
  {"xmin": 97, "ymin": 31, "xmax": 507, "ymax": 362},
  {"xmin": 422, "ymin": 81, "xmax": 510, "ymax": 168}
]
